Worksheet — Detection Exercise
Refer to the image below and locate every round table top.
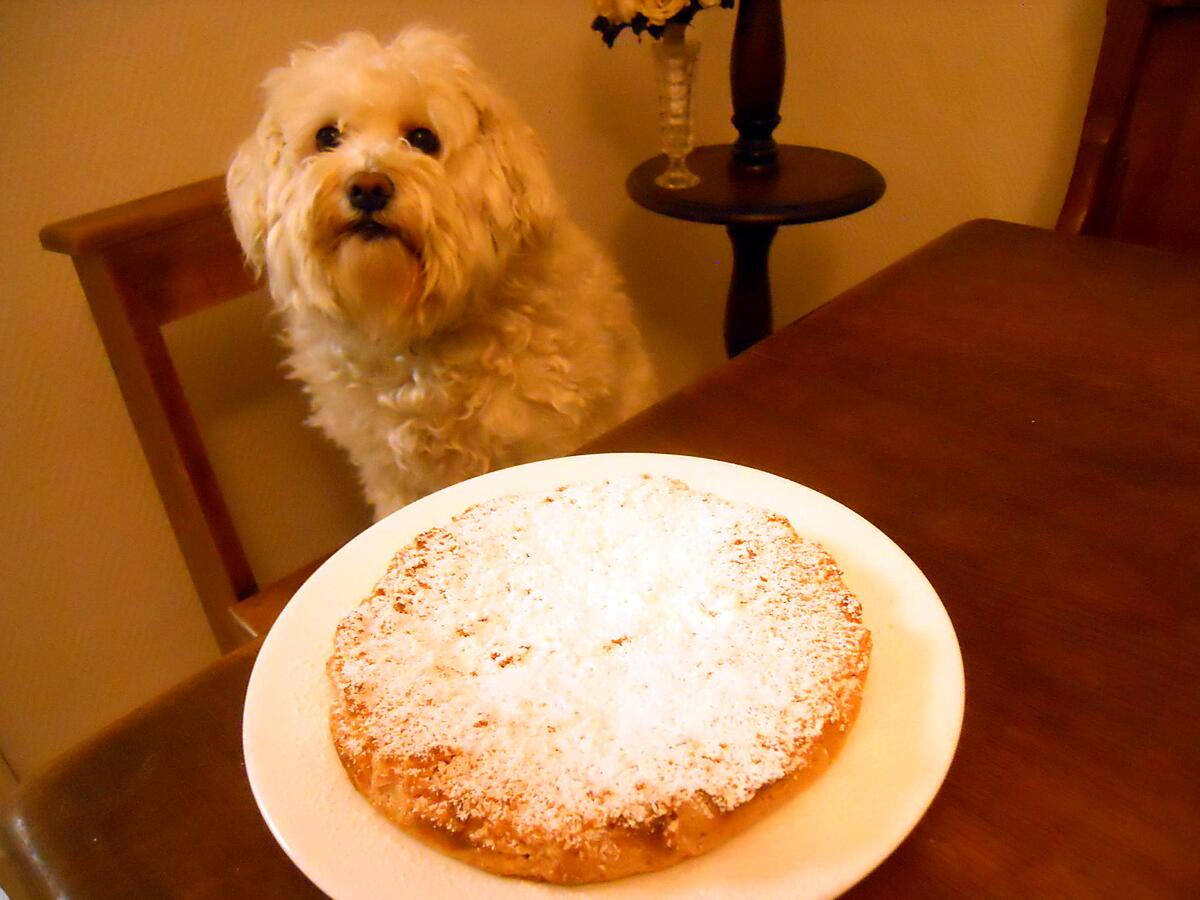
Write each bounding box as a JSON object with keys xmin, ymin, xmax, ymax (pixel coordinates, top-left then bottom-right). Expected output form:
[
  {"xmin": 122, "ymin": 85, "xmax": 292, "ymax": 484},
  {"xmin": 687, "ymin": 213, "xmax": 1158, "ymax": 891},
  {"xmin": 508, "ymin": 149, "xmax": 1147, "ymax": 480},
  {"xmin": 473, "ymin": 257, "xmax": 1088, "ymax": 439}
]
[{"xmin": 626, "ymin": 144, "xmax": 886, "ymax": 226}]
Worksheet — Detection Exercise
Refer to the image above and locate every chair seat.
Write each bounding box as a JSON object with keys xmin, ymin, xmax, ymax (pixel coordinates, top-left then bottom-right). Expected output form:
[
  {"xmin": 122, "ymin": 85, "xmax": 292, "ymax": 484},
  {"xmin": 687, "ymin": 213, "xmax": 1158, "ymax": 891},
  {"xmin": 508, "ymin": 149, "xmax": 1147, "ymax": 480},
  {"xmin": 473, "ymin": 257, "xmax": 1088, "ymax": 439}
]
[
  {"xmin": 229, "ymin": 556, "xmax": 328, "ymax": 640},
  {"xmin": 0, "ymin": 642, "xmax": 324, "ymax": 899}
]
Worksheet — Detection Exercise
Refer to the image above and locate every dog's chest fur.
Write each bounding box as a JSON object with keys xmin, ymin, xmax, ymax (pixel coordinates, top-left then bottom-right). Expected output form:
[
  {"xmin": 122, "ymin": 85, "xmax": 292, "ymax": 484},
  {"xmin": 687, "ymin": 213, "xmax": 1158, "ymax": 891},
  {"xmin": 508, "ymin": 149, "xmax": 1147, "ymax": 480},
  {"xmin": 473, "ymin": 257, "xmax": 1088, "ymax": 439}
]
[{"xmin": 278, "ymin": 251, "xmax": 636, "ymax": 515}]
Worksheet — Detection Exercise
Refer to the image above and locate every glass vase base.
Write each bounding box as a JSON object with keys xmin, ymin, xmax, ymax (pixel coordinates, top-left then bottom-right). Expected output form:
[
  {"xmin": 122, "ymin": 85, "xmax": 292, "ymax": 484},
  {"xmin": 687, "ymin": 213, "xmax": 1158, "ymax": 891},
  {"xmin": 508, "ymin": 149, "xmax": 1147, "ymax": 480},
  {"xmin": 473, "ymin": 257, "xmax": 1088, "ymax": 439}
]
[{"xmin": 655, "ymin": 157, "xmax": 700, "ymax": 190}]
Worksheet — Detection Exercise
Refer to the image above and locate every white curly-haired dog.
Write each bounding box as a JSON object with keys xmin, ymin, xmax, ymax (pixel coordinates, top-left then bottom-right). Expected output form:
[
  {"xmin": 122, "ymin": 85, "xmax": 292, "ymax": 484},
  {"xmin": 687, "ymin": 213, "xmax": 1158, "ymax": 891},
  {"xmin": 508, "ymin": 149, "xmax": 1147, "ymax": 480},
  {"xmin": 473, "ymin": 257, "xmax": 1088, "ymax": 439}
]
[{"xmin": 227, "ymin": 28, "xmax": 656, "ymax": 517}]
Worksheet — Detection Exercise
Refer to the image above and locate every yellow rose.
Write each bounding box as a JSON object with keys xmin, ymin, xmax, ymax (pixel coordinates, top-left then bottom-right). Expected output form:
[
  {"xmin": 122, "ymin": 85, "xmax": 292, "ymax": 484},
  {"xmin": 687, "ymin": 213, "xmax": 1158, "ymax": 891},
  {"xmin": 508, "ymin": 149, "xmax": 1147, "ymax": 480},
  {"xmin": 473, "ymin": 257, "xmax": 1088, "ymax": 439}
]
[
  {"xmin": 593, "ymin": 0, "xmax": 642, "ymax": 25},
  {"xmin": 639, "ymin": 0, "xmax": 691, "ymax": 26}
]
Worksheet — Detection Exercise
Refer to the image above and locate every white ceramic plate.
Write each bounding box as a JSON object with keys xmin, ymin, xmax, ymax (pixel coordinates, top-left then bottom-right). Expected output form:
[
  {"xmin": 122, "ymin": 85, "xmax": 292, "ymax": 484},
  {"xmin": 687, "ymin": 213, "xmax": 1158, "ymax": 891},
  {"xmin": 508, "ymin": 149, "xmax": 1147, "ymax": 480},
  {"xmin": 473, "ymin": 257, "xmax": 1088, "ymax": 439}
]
[{"xmin": 244, "ymin": 453, "xmax": 964, "ymax": 899}]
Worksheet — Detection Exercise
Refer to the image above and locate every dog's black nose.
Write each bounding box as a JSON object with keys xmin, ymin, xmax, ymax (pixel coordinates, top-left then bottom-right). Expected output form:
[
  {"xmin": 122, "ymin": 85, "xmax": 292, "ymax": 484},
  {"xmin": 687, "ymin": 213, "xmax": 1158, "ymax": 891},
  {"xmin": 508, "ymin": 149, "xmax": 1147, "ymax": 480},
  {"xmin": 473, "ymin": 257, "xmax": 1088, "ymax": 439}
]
[{"xmin": 346, "ymin": 172, "xmax": 394, "ymax": 213}]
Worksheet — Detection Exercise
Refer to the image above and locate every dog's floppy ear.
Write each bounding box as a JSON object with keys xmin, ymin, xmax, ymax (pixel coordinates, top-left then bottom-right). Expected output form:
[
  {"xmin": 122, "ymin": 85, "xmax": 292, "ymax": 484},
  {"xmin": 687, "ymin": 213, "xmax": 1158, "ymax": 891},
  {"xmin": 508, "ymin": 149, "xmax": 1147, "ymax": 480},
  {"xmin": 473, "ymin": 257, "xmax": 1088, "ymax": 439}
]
[
  {"xmin": 226, "ymin": 116, "xmax": 283, "ymax": 275},
  {"xmin": 468, "ymin": 88, "xmax": 560, "ymax": 245}
]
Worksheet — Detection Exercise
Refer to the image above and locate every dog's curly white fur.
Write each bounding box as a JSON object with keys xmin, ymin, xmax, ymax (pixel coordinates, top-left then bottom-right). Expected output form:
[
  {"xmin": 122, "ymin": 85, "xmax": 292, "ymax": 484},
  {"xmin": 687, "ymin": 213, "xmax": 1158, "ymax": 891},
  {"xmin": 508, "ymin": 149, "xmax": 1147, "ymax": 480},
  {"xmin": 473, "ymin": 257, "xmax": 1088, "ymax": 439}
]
[{"xmin": 227, "ymin": 29, "xmax": 656, "ymax": 517}]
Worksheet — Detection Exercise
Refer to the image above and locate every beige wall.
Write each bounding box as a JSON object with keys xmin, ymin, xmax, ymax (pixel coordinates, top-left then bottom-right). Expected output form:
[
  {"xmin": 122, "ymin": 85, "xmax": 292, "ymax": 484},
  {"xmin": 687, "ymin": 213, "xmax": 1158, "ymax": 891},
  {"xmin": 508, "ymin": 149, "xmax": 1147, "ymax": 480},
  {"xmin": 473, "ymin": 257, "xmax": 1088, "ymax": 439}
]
[{"xmin": 0, "ymin": 1, "xmax": 1105, "ymax": 780}]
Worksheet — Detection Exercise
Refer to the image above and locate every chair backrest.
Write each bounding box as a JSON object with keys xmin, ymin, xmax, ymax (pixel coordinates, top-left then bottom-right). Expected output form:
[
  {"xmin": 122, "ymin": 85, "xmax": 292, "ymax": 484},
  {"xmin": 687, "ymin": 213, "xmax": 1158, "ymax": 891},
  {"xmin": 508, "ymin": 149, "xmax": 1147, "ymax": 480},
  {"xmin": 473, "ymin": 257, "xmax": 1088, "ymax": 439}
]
[
  {"xmin": 41, "ymin": 176, "xmax": 261, "ymax": 651},
  {"xmin": 1058, "ymin": 0, "xmax": 1200, "ymax": 254}
]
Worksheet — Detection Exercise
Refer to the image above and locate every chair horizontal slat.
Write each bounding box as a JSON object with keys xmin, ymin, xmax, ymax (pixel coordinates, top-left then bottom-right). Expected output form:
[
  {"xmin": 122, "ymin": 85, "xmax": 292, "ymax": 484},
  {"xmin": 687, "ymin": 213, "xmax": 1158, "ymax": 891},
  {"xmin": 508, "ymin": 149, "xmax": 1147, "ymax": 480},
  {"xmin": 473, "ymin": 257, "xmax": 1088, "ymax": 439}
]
[
  {"xmin": 105, "ymin": 212, "xmax": 259, "ymax": 325},
  {"xmin": 40, "ymin": 176, "xmax": 231, "ymax": 257}
]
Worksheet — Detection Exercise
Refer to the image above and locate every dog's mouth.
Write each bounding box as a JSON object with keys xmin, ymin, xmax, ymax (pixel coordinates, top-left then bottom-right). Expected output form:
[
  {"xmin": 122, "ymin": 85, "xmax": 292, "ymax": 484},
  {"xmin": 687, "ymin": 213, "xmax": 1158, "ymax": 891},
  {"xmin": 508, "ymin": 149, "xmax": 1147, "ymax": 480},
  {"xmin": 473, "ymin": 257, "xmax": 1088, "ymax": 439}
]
[
  {"xmin": 342, "ymin": 215, "xmax": 423, "ymax": 256},
  {"xmin": 346, "ymin": 217, "xmax": 400, "ymax": 242}
]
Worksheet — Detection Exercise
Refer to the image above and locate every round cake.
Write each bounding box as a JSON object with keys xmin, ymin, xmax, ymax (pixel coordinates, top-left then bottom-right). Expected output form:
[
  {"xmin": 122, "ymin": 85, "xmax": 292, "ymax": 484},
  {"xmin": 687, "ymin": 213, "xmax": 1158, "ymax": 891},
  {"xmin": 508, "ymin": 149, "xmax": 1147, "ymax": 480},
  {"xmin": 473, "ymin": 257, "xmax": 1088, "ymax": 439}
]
[{"xmin": 328, "ymin": 475, "xmax": 871, "ymax": 883}]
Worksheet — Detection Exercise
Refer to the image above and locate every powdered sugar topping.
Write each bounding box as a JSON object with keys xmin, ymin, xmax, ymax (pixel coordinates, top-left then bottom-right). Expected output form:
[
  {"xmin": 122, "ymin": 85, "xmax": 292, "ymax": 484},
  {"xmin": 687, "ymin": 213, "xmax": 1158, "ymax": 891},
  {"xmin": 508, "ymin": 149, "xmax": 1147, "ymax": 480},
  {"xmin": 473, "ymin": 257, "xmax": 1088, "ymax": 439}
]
[{"xmin": 329, "ymin": 475, "xmax": 869, "ymax": 846}]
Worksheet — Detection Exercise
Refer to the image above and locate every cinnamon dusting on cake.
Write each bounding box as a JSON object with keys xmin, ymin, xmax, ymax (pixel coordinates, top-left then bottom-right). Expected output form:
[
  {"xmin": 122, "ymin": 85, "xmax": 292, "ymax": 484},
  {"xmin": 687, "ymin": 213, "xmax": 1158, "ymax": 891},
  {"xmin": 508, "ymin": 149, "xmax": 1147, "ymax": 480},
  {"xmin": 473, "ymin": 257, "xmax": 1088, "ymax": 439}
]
[{"xmin": 328, "ymin": 475, "xmax": 871, "ymax": 881}]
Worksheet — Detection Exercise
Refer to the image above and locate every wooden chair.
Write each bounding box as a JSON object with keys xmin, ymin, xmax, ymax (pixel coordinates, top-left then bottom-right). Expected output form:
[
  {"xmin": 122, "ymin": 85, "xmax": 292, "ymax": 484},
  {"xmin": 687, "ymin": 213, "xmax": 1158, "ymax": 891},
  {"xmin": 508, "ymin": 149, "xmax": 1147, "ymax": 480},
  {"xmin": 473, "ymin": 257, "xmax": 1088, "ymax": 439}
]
[
  {"xmin": 1058, "ymin": 0, "xmax": 1200, "ymax": 254},
  {"xmin": 40, "ymin": 176, "xmax": 327, "ymax": 651}
]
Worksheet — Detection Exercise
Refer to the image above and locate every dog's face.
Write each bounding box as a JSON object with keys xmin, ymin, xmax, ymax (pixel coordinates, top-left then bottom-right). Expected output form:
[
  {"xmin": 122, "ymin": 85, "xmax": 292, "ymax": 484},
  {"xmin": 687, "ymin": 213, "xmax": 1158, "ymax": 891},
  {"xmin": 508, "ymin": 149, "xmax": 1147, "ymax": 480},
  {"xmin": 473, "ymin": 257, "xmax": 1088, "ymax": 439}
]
[{"xmin": 228, "ymin": 30, "xmax": 558, "ymax": 342}]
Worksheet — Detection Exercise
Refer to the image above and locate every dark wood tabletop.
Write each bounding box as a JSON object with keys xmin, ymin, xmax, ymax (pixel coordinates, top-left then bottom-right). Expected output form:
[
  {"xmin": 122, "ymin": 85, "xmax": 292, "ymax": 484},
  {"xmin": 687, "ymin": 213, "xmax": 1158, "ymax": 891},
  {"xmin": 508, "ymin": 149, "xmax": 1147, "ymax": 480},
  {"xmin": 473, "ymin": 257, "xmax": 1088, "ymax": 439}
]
[
  {"xmin": 5, "ymin": 219, "xmax": 1198, "ymax": 898},
  {"xmin": 589, "ymin": 219, "xmax": 1200, "ymax": 896},
  {"xmin": 625, "ymin": 144, "xmax": 886, "ymax": 227}
]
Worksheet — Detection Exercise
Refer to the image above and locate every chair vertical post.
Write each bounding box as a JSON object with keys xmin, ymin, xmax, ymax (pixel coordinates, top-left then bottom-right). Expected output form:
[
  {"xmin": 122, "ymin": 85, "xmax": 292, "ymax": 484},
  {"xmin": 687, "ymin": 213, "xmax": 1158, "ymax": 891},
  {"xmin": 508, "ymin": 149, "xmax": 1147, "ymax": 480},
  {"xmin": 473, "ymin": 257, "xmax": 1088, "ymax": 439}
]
[
  {"xmin": 70, "ymin": 251, "xmax": 255, "ymax": 652},
  {"xmin": 1057, "ymin": 0, "xmax": 1154, "ymax": 236}
]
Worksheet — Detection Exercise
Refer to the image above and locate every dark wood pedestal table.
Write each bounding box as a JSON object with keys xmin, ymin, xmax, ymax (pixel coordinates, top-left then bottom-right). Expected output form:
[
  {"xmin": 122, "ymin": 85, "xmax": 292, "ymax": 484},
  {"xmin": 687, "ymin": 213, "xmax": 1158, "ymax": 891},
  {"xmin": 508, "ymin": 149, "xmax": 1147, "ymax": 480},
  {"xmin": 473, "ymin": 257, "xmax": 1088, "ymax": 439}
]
[{"xmin": 627, "ymin": 145, "xmax": 885, "ymax": 357}]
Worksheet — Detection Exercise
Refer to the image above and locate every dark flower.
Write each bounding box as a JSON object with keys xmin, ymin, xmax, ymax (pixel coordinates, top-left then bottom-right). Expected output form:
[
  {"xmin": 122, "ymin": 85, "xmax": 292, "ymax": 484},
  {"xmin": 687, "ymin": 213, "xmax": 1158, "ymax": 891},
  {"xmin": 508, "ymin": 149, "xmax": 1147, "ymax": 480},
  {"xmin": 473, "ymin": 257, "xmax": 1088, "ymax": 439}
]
[{"xmin": 592, "ymin": 0, "xmax": 734, "ymax": 47}]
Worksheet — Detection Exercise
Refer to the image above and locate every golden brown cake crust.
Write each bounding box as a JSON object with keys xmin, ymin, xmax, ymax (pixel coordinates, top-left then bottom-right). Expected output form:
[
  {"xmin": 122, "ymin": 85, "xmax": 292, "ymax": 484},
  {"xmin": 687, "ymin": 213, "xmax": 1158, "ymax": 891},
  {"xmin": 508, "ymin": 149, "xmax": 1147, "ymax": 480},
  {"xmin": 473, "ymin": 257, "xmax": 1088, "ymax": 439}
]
[{"xmin": 328, "ymin": 476, "xmax": 871, "ymax": 884}]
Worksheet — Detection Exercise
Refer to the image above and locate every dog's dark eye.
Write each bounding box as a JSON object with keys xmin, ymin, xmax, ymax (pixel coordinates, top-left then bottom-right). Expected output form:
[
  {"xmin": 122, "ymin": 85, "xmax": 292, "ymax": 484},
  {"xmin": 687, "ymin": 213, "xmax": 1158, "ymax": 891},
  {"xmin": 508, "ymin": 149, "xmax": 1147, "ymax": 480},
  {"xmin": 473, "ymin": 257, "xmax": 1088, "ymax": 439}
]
[
  {"xmin": 315, "ymin": 125, "xmax": 342, "ymax": 152},
  {"xmin": 405, "ymin": 127, "xmax": 440, "ymax": 156}
]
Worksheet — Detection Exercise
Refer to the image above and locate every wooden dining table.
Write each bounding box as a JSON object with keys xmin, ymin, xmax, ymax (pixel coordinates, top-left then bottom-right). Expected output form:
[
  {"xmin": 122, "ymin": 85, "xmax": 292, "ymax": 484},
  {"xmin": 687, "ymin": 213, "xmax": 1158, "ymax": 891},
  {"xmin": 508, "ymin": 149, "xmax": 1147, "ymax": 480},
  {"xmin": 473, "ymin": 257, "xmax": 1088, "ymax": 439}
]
[{"xmin": 4, "ymin": 218, "xmax": 1198, "ymax": 898}]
